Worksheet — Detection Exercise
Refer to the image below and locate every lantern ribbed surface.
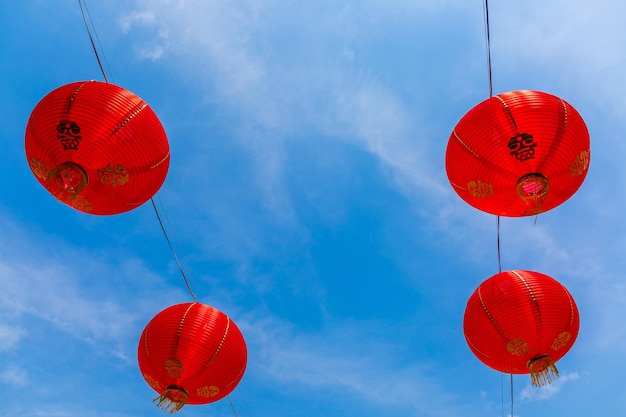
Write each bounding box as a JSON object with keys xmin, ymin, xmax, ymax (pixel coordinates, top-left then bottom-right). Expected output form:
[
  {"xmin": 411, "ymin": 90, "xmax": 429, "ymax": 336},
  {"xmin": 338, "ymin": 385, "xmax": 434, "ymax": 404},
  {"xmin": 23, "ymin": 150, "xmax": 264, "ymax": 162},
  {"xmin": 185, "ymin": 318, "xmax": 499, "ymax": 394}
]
[
  {"xmin": 25, "ymin": 80, "xmax": 170, "ymax": 215},
  {"xmin": 463, "ymin": 270, "xmax": 579, "ymax": 386},
  {"xmin": 446, "ymin": 90, "xmax": 590, "ymax": 217},
  {"xmin": 138, "ymin": 303, "xmax": 247, "ymax": 413}
]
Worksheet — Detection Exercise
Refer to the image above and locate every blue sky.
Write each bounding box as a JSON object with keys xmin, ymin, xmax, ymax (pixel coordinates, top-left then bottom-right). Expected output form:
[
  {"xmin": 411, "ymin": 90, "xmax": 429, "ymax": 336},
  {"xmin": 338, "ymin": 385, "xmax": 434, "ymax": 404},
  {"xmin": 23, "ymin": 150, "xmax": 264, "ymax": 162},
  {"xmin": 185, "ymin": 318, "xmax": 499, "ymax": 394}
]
[{"xmin": 1, "ymin": 1, "xmax": 626, "ymax": 416}]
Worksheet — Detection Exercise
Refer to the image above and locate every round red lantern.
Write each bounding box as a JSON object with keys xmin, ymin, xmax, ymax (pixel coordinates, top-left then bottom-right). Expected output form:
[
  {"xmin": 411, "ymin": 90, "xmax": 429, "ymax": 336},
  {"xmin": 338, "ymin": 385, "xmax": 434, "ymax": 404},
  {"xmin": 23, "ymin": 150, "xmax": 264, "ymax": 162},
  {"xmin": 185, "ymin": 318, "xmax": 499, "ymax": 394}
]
[
  {"xmin": 25, "ymin": 80, "xmax": 170, "ymax": 215},
  {"xmin": 138, "ymin": 303, "xmax": 247, "ymax": 413},
  {"xmin": 446, "ymin": 90, "xmax": 590, "ymax": 216},
  {"xmin": 463, "ymin": 270, "xmax": 579, "ymax": 386}
]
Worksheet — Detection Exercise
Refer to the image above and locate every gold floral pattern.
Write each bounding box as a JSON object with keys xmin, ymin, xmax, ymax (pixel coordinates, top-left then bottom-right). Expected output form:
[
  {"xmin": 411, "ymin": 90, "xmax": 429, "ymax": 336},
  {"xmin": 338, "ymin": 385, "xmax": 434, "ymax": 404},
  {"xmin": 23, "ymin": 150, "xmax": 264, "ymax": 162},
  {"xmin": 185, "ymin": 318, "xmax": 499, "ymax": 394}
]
[
  {"xmin": 196, "ymin": 385, "xmax": 219, "ymax": 398},
  {"xmin": 467, "ymin": 180, "xmax": 494, "ymax": 198},
  {"xmin": 550, "ymin": 331, "xmax": 572, "ymax": 351},
  {"xmin": 98, "ymin": 163, "xmax": 129, "ymax": 186},
  {"xmin": 569, "ymin": 150, "xmax": 590, "ymax": 177},
  {"xmin": 506, "ymin": 338, "xmax": 530, "ymax": 356}
]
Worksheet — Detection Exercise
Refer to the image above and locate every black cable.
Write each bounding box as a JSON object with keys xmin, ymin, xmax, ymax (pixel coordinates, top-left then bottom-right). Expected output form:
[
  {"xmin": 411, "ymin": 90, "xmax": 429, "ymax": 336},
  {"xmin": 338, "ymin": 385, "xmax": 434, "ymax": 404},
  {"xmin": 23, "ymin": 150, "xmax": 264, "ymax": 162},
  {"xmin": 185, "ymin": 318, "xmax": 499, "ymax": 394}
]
[
  {"xmin": 78, "ymin": 0, "xmax": 109, "ymax": 82},
  {"xmin": 497, "ymin": 216, "xmax": 502, "ymax": 273},
  {"xmin": 510, "ymin": 374, "xmax": 514, "ymax": 417},
  {"xmin": 151, "ymin": 198, "xmax": 199, "ymax": 302},
  {"xmin": 228, "ymin": 395, "xmax": 240, "ymax": 417},
  {"xmin": 484, "ymin": 0, "xmax": 494, "ymax": 97}
]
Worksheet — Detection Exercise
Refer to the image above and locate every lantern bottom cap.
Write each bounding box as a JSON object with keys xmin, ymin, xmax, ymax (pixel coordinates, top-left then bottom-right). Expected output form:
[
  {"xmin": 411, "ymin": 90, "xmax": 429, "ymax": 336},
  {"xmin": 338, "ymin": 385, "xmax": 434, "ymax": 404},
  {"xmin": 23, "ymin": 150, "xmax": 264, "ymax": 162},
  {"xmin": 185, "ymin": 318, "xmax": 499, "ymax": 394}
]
[
  {"xmin": 528, "ymin": 354, "xmax": 559, "ymax": 387},
  {"xmin": 154, "ymin": 385, "xmax": 189, "ymax": 414},
  {"xmin": 52, "ymin": 161, "xmax": 88, "ymax": 194},
  {"xmin": 516, "ymin": 172, "xmax": 550, "ymax": 212}
]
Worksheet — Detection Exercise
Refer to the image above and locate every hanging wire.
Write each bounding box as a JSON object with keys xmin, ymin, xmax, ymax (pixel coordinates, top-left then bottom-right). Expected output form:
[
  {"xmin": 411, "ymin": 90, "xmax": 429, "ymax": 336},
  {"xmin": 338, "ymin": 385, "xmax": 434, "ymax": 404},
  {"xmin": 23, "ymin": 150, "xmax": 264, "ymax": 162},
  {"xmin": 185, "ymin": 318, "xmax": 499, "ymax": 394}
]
[
  {"xmin": 496, "ymin": 216, "xmax": 501, "ymax": 272},
  {"xmin": 80, "ymin": 0, "xmax": 114, "ymax": 82},
  {"xmin": 483, "ymin": 0, "xmax": 494, "ymax": 97},
  {"xmin": 227, "ymin": 395, "xmax": 240, "ymax": 417},
  {"xmin": 151, "ymin": 198, "xmax": 199, "ymax": 302},
  {"xmin": 78, "ymin": 0, "xmax": 109, "ymax": 82},
  {"xmin": 484, "ymin": 0, "xmax": 515, "ymax": 414},
  {"xmin": 500, "ymin": 373, "xmax": 504, "ymax": 417},
  {"xmin": 77, "ymin": 0, "xmax": 199, "ymax": 303},
  {"xmin": 238, "ymin": 388, "xmax": 254, "ymax": 417},
  {"xmin": 510, "ymin": 374, "xmax": 514, "ymax": 417}
]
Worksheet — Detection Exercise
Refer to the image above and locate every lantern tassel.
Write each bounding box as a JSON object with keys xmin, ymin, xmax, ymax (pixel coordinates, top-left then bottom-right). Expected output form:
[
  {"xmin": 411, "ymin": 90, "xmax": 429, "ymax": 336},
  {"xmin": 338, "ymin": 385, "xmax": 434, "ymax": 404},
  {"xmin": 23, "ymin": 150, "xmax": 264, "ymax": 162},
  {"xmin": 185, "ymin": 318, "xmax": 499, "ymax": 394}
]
[
  {"xmin": 153, "ymin": 386, "xmax": 189, "ymax": 414},
  {"xmin": 527, "ymin": 355, "xmax": 559, "ymax": 387}
]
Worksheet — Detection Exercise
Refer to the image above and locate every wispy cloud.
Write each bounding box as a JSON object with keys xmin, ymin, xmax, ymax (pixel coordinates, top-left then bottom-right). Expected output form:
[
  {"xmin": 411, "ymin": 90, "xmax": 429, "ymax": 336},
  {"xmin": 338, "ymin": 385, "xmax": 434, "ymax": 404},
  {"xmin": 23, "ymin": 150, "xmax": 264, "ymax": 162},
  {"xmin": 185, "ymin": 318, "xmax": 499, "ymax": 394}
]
[
  {"xmin": 239, "ymin": 311, "xmax": 465, "ymax": 416},
  {"xmin": 123, "ymin": 0, "xmax": 457, "ymax": 203},
  {"xmin": 1, "ymin": 365, "xmax": 28, "ymax": 387},
  {"xmin": 0, "ymin": 323, "xmax": 26, "ymax": 352},
  {"xmin": 0, "ymin": 214, "xmax": 184, "ymax": 358},
  {"xmin": 519, "ymin": 371, "xmax": 579, "ymax": 401},
  {"xmin": 118, "ymin": 10, "xmax": 169, "ymax": 61},
  {"xmin": 118, "ymin": 10, "xmax": 156, "ymax": 33}
]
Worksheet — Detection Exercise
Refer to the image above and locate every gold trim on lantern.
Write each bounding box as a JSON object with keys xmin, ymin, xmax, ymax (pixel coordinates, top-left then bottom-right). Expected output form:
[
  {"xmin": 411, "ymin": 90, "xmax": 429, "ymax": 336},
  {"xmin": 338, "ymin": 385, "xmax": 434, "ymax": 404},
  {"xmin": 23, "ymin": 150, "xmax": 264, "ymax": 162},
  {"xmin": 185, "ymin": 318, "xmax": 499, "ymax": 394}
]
[
  {"xmin": 560, "ymin": 98, "xmax": 569, "ymax": 131},
  {"xmin": 151, "ymin": 151, "xmax": 170, "ymax": 169},
  {"xmin": 205, "ymin": 317, "xmax": 230, "ymax": 368},
  {"xmin": 528, "ymin": 354, "xmax": 559, "ymax": 387},
  {"xmin": 512, "ymin": 271, "xmax": 543, "ymax": 324},
  {"xmin": 453, "ymin": 129, "xmax": 480, "ymax": 158},
  {"xmin": 111, "ymin": 103, "xmax": 148, "ymax": 136},
  {"xmin": 494, "ymin": 94, "xmax": 518, "ymax": 130},
  {"xmin": 477, "ymin": 286, "xmax": 510, "ymax": 341},
  {"xmin": 154, "ymin": 385, "xmax": 189, "ymax": 414}
]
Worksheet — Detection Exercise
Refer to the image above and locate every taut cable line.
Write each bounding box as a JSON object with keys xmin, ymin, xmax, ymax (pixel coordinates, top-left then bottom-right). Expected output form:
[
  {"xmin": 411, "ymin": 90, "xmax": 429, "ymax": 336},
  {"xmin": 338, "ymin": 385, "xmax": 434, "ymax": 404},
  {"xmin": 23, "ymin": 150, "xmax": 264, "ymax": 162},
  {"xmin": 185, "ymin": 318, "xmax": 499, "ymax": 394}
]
[
  {"xmin": 483, "ymin": 0, "xmax": 514, "ymax": 415},
  {"xmin": 77, "ymin": 0, "xmax": 199, "ymax": 302},
  {"xmin": 78, "ymin": 0, "xmax": 109, "ymax": 83}
]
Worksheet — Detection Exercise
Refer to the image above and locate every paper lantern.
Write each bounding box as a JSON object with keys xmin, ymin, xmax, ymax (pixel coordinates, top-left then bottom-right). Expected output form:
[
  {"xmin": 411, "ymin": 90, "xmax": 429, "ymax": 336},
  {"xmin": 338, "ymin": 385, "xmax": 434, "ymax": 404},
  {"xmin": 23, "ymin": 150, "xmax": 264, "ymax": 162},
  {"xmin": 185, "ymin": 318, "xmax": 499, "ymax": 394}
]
[
  {"xmin": 25, "ymin": 80, "xmax": 170, "ymax": 215},
  {"xmin": 463, "ymin": 270, "xmax": 579, "ymax": 386},
  {"xmin": 446, "ymin": 90, "xmax": 590, "ymax": 216},
  {"xmin": 138, "ymin": 303, "xmax": 247, "ymax": 413}
]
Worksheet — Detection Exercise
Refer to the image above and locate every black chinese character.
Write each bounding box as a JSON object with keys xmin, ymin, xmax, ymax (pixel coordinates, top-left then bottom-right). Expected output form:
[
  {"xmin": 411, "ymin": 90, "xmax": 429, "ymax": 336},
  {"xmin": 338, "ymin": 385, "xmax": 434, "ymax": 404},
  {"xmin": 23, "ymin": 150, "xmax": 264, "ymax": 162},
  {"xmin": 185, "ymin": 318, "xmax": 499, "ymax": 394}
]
[{"xmin": 508, "ymin": 133, "xmax": 536, "ymax": 162}]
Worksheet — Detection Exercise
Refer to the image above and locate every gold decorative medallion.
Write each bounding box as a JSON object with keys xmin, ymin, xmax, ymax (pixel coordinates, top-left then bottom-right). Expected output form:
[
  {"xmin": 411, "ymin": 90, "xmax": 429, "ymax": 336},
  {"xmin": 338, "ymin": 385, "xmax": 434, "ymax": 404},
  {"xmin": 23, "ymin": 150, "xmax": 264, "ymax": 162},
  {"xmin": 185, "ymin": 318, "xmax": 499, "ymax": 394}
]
[
  {"xmin": 29, "ymin": 158, "xmax": 51, "ymax": 180},
  {"xmin": 550, "ymin": 331, "xmax": 571, "ymax": 351},
  {"xmin": 569, "ymin": 150, "xmax": 590, "ymax": 177},
  {"xmin": 196, "ymin": 385, "xmax": 220, "ymax": 398},
  {"xmin": 506, "ymin": 338, "xmax": 530, "ymax": 356},
  {"xmin": 143, "ymin": 373, "xmax": 161, "ymax": 390},
  {"xmin": 467, "ymin": 180, "xmax": 494, "ymax": 198},
  {"xmin": 165, "ymin": 358, "xmax": 184, "ymax": 378},
  {"xmin": 68, "ymin": 195, "xmax": 93, "ymax": 212},
  {"xmin": 98, "ymin": 163, "xmax": 129, "ymax": 186}
]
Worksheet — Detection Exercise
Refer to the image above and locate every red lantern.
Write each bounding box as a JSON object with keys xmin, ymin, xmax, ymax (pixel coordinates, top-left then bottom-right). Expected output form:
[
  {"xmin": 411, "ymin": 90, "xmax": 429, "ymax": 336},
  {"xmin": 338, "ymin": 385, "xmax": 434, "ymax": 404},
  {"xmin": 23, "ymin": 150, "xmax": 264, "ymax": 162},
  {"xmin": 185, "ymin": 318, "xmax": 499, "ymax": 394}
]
[
  {"xmin": 25, "ymin": 80, "xmax": 170, "ymax": 215},
  {"xmin": 446, "ymin": 90, "xmax": 590, "ymax": 216},
  {"xmin": 463, "ymin": 270, "xmax": 579, "ymax": 386},
  {"xmin": 138, "ymin": 303, "xmax": 247, "ymax": 413}
]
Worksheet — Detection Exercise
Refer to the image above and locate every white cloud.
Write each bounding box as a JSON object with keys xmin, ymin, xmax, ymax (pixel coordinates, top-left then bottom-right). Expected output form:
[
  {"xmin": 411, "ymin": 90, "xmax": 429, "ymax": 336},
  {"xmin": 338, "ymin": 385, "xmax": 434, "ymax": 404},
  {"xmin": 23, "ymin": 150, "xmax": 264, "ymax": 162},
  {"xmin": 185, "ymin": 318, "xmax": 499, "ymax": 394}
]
[
  {"xmin": 239, "ymin": 311, "xmax": 463, "ymax": 415},
  {"xmin": 118, "ymin": 0, "xmax": 465, "ymax": 234},
  {"xmin": 118, "ymin": 10, "xmax": 156, "ymax": 33},
  {"xmin": 0, "ymin": 214, "xmax": 184, "ymax": 358},
  {"xmin": 0, "ymin": 323, "xmax": 26, "ymax": 352},
  {"xmin": 1, "ymin": 365, "xmax": 28, "ymax": 387},
  {"xmin": 519, "ymin": 371, "xmax": 579, "ymax": 401},
  {"xmin": 334, "ymin": 80, "xmax": 448, "ymax": 199}
]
